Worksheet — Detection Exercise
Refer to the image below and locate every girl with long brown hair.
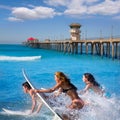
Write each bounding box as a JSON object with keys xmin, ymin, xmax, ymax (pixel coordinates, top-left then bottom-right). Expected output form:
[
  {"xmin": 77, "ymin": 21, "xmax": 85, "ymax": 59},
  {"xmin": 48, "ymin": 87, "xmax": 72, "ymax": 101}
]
[{"xmin": 35, "ymin": 71, "xmax": 84, "ymax": 109}]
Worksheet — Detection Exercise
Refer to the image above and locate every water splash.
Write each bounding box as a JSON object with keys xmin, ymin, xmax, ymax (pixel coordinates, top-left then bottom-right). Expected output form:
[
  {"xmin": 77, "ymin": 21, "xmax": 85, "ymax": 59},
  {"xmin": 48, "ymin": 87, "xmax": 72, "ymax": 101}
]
[
  {"xmin": 49, "ymin": 93, "xmax": 120, "ymax": 120},
  {"xmin": 1, "ymin": 93, "xmax": 119, "ymax": 120}
]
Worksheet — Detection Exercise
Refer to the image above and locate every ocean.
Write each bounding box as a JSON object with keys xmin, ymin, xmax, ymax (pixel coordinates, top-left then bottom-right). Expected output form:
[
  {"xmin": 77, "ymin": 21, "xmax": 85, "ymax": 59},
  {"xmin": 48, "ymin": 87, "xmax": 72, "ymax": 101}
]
[{"xmin": 0, "ymin": 44, "xmax": 120, "ymax": 120}]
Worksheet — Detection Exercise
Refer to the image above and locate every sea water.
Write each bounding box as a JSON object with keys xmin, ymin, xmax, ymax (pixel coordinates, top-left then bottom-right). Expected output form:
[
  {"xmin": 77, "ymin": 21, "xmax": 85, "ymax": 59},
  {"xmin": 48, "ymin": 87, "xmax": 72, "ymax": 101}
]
[{"xmin": 0, "ymin": 44, "xmax": 120, "ymax": 120}]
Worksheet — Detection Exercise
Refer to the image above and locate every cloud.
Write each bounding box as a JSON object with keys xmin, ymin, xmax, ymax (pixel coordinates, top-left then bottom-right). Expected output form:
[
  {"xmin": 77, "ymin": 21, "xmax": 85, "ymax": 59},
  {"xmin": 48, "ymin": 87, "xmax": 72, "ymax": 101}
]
[
  {"xmin": 88, "ymin": 0, "xmax": 120, "ymax": 15},
  {"xmin": 44, "ymin": 0, "xmax": 69, "ymax": 6},
  {"xmin": 8, "ymin": 6, "xmax": 61, "ymax": 21},
  {"xmin": 7, "ymin": 0, "xmax": 120, "ymax": 21},
  {"xmin": 8, "ymin": 17, "xmax": 24, "ymax": 22},
  {"xmin": 45, "ymin": 0, "xmax": 120, "ymax": 17}
]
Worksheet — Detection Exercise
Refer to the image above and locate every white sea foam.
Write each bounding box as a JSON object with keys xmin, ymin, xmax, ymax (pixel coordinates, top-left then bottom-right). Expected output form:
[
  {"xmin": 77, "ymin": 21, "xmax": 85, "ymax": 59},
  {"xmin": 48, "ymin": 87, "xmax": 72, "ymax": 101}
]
[
  {"xmin": 1, "ymin": 93, "xmax": 119, "ymax": 120},
  {"xmin": 49, "ymin": 92, "xmax": 120, "ymax": 120},
  {"xmin": 2, "ymin": 108, "xmax": 31, "ymax": 116},
  {"xmin": 0, "ymin": 56, "xmax": 41, "ymax": 61}
]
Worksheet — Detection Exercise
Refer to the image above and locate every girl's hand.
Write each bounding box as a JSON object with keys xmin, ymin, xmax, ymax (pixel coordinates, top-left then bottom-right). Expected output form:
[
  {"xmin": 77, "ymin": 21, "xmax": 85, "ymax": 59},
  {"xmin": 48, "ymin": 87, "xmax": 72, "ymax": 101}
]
[{"xmin": 34, "ymin": 89, "xmax": 41, "ymax": 93}]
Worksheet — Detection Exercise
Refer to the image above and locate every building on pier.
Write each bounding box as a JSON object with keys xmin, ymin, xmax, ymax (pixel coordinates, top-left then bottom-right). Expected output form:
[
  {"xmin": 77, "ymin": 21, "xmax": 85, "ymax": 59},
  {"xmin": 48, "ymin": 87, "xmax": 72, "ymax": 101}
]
[
  {"xmin": 69, "ymin": 23, "xmax": 81, "ymax": 41},
  {"xmin": 23, "ymin": 23, "xmax": 120, "ymax": 60}
]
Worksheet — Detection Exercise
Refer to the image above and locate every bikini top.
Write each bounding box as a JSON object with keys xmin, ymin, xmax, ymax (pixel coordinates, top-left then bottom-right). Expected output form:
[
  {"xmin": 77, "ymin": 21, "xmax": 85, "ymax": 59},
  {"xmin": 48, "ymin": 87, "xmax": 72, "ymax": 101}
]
[
  {"xmin": 62, "ymin": 87, "xmax": 74, "ymax": 93},
  {"xmin": 62, "ymin": 83, "xmax": 77, "ymax": 93}
]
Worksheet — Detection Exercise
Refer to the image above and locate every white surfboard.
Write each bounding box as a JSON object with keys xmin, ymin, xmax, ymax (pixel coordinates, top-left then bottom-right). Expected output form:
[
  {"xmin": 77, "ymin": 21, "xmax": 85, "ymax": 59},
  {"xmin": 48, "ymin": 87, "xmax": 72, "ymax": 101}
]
[{"xmin": 22, "ymin": 69, "xmax": 63, "ymax": 120}]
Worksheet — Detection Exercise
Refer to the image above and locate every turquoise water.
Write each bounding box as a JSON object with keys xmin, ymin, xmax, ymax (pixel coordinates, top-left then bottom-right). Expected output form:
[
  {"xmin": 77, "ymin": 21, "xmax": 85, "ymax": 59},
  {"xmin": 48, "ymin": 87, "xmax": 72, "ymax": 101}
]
[{"xmin": 0, "ymin": 44, "xmax": 120, "ymax": 120}]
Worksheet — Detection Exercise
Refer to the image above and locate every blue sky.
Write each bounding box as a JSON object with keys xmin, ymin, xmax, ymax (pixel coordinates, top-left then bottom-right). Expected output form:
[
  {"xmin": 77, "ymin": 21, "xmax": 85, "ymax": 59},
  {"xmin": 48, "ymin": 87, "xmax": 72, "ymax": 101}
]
[{"xmin": 0, "ymin": 0, "xmax": 120, "ymax": 44}]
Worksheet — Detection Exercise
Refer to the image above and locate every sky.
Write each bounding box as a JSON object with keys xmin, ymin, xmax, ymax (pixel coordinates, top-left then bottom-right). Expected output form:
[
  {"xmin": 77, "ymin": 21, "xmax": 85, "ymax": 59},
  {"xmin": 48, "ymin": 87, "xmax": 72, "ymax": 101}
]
[{"xmin": 0, "ymin": 0, "xmax": 120, "ymax": 44}]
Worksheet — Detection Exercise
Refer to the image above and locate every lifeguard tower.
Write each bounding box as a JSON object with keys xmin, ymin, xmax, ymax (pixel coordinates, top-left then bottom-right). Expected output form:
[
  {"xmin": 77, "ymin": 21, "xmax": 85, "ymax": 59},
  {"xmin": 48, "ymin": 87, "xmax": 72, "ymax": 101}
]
[{"xmin": 69, "ymin": 23, "xmax": 81, "ymax": 41}]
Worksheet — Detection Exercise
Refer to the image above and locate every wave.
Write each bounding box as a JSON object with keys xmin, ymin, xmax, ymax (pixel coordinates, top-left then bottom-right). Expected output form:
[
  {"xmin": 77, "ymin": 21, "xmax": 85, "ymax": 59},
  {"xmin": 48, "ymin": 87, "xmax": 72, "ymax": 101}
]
[{"xmin": 0, "ymin": 55, "xmax": 41, "ymax": 61}]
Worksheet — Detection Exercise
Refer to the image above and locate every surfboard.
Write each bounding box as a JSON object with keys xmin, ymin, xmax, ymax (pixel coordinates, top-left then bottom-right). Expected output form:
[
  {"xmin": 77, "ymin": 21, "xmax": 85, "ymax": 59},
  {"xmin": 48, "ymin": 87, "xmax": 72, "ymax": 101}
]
[{"xmin": 22, "ymin": 69, "xmax": 63, "ymax": 120}]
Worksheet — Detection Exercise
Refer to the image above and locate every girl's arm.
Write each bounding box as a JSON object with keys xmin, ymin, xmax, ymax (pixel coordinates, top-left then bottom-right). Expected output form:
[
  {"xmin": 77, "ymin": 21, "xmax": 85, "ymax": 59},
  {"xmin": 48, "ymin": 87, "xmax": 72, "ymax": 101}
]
[
  {"xmin": 35, "ymin": 82, "xmax": 62, "ymax": 93},
  {"xmin": 54, "ymin": 87, "xmax": 62, "ymax": 97},
  {"xmin": 80, "ymin": 84, "xmax": 91, "ymax": 94}
]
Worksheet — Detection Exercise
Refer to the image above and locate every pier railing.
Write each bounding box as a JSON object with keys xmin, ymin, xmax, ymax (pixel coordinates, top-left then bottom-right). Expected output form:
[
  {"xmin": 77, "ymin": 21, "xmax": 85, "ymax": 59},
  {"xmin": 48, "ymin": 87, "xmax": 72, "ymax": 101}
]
[{"xmin": 24, "ymin": 37, "xmax": 120, "ymax": 60}]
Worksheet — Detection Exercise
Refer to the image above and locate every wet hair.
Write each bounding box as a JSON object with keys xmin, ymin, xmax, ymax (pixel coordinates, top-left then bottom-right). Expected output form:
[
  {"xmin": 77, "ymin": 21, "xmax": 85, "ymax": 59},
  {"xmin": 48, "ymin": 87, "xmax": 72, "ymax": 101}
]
[
  {"xmin": 69, "ymin": 82, "xmax": 77, "ymax": 90},
  {"xmin": 84, "ymin": 73, "xmax": 100, "ymax": 87},
  {"xmin": 22, "ymin": 82, "xmax": 31, "ymax": 90},
  {"xmin": 55, "ymin": 71, "xmax": 70, "ymax": 83},
  {"xmin": 55, "ymin": 71, "xmax": 77, "ymax": 90}
]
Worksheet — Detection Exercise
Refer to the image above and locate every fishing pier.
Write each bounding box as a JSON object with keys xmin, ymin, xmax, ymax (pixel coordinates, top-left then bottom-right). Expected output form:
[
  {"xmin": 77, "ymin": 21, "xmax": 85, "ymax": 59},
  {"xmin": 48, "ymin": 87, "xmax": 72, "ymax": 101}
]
[{"xmin": 24, "ymin": 23, "xmax": 120, "ymax": 60}]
